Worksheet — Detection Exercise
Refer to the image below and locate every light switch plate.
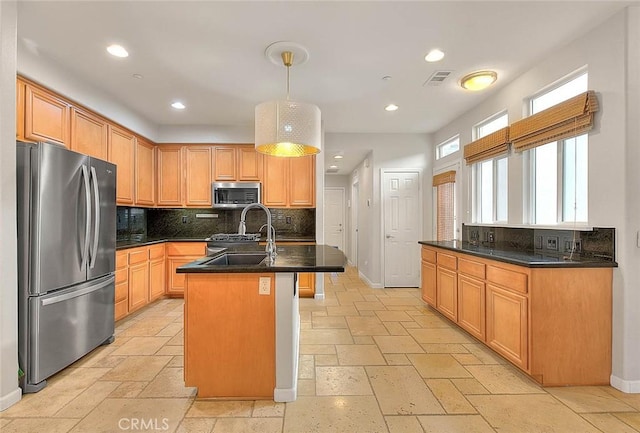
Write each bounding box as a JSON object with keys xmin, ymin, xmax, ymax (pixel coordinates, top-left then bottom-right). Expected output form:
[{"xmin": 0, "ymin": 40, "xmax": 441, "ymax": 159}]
[{"xmin": 259, "ymin": 277, "xmax": 271, "ymax": 295}]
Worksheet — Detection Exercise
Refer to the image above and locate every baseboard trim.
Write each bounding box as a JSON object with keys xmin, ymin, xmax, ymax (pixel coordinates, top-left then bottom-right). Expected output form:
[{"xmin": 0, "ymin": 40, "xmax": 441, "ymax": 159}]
[
  {"xmin": 274, "ymin": 383, "xmax": 297, "ymax": 402},
  {"xmin": 611, "ymin": 375, "xmax": 640, "ymax": 393},
  {"xmin": 358, "ymin": 271, "xmax": 383, "ymax": 289},
  {"xmin": 0, "ymin": 387, "xmax": 21, "ymax": 411},
  {"xmin": 313, "ymin": 293, "xmax": 325, "ymax": 300}
]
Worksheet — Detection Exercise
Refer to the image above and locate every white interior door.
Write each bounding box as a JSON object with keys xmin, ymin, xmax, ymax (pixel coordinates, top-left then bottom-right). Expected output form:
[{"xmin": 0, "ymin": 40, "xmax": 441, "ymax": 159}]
[
  {"xmin": 383, "ymin": 171, "xmax": 421, "ymax": 287},
  {"xmin": 324, "ymin": 187, "xmax": 345, "ymax": 251},
  {"xmin": 351, "ymin": 182, "xmax": 359, "ymax": 266}
]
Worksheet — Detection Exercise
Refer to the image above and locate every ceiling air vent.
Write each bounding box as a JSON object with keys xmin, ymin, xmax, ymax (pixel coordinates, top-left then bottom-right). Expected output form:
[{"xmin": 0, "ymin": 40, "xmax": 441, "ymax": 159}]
[
  {"xmin": 326, "ymin": 167, "xmax": 339, "ymax": 174},
  {"xmin": 424, "ymin": 70, "xmax": 453, "ymax": 86}
]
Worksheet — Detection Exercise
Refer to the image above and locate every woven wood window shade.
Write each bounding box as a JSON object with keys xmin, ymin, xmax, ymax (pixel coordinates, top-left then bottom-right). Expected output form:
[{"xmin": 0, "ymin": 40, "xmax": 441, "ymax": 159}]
[
  {"xmin": 463, "ymin": 127, "xmax": 510, "ymax": 165},
  {"xmin": 433, "ymin": 171, "xmax": 456, "ymax": 241},
  {"xmin": 511, "ymin": 90, "xmax": 598, "ymax": 152}
]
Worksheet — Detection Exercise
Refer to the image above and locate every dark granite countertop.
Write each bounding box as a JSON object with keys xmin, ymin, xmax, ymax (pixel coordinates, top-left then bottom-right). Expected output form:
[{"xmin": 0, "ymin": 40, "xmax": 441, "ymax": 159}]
[
  {"xmin": 117, "ymin": 236, "xmax": 317, "ymax": 250},
  {"xmin": 177, "ymin": 244, "xmax": 346, "ymax": 274},
  {"xmin": 419, "ymin": 240, "xmax": 617, "ymax": 268}
]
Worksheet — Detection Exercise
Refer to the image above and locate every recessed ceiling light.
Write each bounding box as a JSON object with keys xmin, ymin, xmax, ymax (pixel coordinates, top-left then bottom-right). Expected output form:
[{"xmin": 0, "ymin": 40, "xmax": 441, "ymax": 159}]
[
  {"xmin": 106, "ymin": 44, "xmax": 128, "ymax": 58},
  {"xmin": 425, "ymin": 49, "xmax": 445, "ymax": 62},
  {"xmin": 333, "ymin": 155, "xmax": 344, "ymax": 159},
  {"xmin": 382, "ymin": 76, "xmax": 392, "ymax": 81},
  {"xmin": 171, "ymin": 101, "xmax": 186, "ymax": 110},
  {"xmin": 132, "ymin": 74, "xmax": 143, "ymax": 80},
  {"xmin": 385, "ymin": 104, "xmax": 399, "ymax": 112},
  {"xmin": 460, "ymin": 70, "xmax": 498, "ymax": 91},
  {"xmin": 329, "ymin": 165, "xmax": 338, "ymax": 169}
]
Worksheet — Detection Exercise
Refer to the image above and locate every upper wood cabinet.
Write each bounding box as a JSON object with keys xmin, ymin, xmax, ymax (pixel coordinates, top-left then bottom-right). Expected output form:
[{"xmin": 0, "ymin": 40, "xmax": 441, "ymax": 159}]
[
  {"xmin": 157, "ymin": 145, "xmax": 213, "ymax": 207},
  {"xmin": 108, "ymin": 125, "xmax": 136, "ymax": 205},
  {"xmin": 135, "ymin": 138, "xmax": 155, "ymax": 206},
  {"xmin": 24, "ymin": 83, "xmax": 70, "ymax": 147},
  {"xmin": 16, "ymin": 78, "xmax": 25, "ymax": 140},
  {"xmin": 70, "ymin": 107, "xmax": 108, "ymax": 160},
  {"xmin": 213, "ymin": 145, "xmax": 262, "ymax": 182},
  {"xmin": 262, "ymin": 155, "xmax": 315, "ymax": 208}
]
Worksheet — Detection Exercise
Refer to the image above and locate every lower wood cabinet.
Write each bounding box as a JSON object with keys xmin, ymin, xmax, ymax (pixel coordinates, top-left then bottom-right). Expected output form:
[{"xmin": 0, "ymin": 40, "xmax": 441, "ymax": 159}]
[
  {"xmin": 115, "ymin": 251, "xmax": 129, "ymax": 321},
  {"xmin": 436, "ymin": 267, "xmax": 457, "ymax": 322},
  {"xmin": 165, "ymin": 242, "xmax": 207, "ymax": 297},
  {"xmin": 457, "ymin": 274, "xmax": 486, "ymax": 341},
  {"xmin": 486, "ymin": 283, "xmax": 528, "ymax": 370},
  {"xmin": 148, "ymin": 244, "xmax": 166, "ymax": 302}
]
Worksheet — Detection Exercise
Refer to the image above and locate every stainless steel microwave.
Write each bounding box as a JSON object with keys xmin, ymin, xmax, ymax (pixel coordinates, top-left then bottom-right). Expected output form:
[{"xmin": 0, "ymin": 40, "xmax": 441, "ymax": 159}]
[{"xmin": 212, "ymin": 182, "xmax": 261, "ymax": 209}]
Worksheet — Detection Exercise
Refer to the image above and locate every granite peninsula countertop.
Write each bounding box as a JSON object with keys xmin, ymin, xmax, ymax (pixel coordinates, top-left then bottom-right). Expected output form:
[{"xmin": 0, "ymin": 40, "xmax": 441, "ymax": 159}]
[
  {"xmin": 116, "ymin": 237, "xmax": 316, "ymax": 250},
  {"xmin": 177, "ymin": 244, "xmax": 346, "ymax": 274},
  {"xmin": 419, "ymin": 240, "xmax": 617, "ymax": 268}
]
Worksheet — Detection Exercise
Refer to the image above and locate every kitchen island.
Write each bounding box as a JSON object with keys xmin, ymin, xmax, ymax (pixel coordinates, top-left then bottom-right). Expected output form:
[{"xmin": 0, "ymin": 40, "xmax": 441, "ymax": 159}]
[{"xmin": 176, "ymin": 244, "xmax": 345, "ymax": 402}]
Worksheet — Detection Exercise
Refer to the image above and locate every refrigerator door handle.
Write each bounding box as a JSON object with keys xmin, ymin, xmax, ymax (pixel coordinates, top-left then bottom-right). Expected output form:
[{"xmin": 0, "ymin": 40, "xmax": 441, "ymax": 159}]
[
  {"xmin": 89, "ymin": 166, "xmax": 100, "ymax": 269},
  {"xmin": 80, "ymin": 164, "xmax": 91, "ymax": 271},
  {"xmin": 40, "ymin": 275, "xmax": 114, "ymax": 306}
]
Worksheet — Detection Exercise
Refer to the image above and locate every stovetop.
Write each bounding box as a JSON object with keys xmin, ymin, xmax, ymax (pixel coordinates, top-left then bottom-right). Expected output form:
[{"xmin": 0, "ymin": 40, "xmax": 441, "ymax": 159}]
[{"xmin": 206, "ymin": 233, "xmax": 261, "ymax": 242}]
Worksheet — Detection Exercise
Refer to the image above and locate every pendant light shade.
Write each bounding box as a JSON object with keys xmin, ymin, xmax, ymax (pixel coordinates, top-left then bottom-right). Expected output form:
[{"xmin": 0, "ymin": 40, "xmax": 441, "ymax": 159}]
[{"xmin": 255, "ymin": 47, "xmax": 321, "ymax": 157}]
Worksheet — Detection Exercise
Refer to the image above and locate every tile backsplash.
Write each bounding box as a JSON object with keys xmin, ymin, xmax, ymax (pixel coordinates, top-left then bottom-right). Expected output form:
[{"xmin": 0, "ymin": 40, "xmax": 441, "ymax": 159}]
[
  {"xmin": 118, "ymin": 207, "xmax": 316, "ymax": 240},
  {"xmin": 462, "ymin": 224, "xmax": 615, "ymax": 261}
]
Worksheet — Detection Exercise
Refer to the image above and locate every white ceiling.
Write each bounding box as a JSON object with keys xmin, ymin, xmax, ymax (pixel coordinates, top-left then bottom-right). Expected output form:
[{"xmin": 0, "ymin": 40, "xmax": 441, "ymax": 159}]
[{"xmin": 16, "ymin": 1, "xmax": 631, "ymax": 175}]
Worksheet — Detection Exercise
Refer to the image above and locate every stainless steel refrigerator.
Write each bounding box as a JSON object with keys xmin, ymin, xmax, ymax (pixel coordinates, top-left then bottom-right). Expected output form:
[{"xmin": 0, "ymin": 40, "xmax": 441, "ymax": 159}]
[{"xmin": 17, "ymin": 141, "xmax": 116, "ymax": 393}]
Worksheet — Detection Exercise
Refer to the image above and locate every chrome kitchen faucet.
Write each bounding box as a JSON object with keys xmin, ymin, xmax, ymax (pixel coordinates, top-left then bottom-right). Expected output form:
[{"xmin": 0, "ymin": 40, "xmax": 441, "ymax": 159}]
[{"xmin": 238, "ymin": 203, "xmax": 277, "ymax": 259}]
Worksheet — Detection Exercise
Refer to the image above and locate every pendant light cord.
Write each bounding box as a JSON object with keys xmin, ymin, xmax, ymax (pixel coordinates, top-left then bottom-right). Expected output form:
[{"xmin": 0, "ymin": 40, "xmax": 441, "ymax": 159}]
[{"xmin": 281, "ymin": 51, "xmax": 294, "ymax": 101}]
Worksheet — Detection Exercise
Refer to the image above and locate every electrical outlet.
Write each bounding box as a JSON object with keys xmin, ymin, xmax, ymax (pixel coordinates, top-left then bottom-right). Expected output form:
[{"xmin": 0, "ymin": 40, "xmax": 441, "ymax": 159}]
[
  {"xmin": 259, "ymin": 277, "xmax": 271, "ymax": 295},
  {"xmin": 535, "ymin": 236, "xmax": 543, "ymax": 249},
  {"xmin": 488, "ymin": 232, "xmax": 495, "ymax": 243},
  {"xmin": 286, "ymin": 216, "xmax": 292, "ymax": 224},
  {"xmin": 546, "ymin": 236, "xmax": 559, "ymax": 251},
  {"xmin": 182, "ymin": 216, "xmax": 188, "ymax": 223}
]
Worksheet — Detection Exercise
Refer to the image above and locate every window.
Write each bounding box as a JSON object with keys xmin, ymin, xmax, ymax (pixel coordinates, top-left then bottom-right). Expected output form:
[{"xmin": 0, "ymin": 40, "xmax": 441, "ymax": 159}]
[
  {"xmin": 472, "ymin": 112, "xmax": 508, "ymax": 223},
  {"xmin": 436, "ymin": 136, "xmax": 460, "ymax": 160},
  {"xmin": 529, "ymin": 72, "xmax": 588, "ymax": 224},
  {"xmin": 433, "ymin": 171, "xmax": 456, "ymax": 241}
]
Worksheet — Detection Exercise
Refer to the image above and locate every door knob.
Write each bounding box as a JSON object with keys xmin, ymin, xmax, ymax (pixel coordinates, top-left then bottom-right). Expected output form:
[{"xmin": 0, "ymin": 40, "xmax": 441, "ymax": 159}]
[{"xmin": 386, "ymin": 235, "xmax": 394, "ymax": 239}]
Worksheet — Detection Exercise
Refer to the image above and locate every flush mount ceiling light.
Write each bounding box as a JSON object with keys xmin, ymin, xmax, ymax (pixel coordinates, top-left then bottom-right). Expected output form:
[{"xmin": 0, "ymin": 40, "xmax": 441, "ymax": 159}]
[
  {"xmin": 425, "ymin": 49, "xmax": 445, "ymax": 62},
  {"xmin": 385, "ymin": 104, "xmax": 399, "ymax": 111},
  {"xmin": 333, "ymin": 154, "xmax": 344, "ymax": 160},
  {"xmin": 171, "ymin": 101, "xmax": 186, "ymax": 110},
  {"xmin": 255, "ymin": 42, "xmax": 321, "ymax": 157},
  {"xmin": 106, "ymin": 44, "xmax": 128, "ymax": 58},
  {"xmin": 460, "ymin": 70, "xmax": 498, "ymax": 91}
]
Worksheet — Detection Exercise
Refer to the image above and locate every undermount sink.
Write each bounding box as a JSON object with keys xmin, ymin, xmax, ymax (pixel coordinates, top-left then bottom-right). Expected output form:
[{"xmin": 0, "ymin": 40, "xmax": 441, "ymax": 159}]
[{"xmin": 206, "ymin": 252, "xmax": 268, "ymax": 266}]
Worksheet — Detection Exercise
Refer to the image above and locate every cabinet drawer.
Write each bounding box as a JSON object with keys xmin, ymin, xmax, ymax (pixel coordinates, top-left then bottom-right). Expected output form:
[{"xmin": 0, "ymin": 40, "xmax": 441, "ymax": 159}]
[
  {"xmin": 459, "ymin": 257, "xmax": 485, "ymax": 279},
  {"xmin": 128, "ymin": 248, "xmax": 148, "ymax": 265},
  {"xmin": 115, "ymin": 280, "xmax": 128, "ymax": 303},
  {"xmin": 166, "ymin": 242, "xmax": 206, "ymax": 256},
  {"xmin": 116, "ymin": 251, "xmax": 128, "ymax": 270},
  {"xmin": 487, "ymin": 265, "xmax": 528, "ymax": 294},
  {"xmin": 115, "ymin": 268, "xmax": 128, "ymax": 285},
  {"xmin": 149, "ymin": 244, "xmax": 165, "ymax": 260},
  {"xmin": 437, "ymin": 252, "xmax": 457, "ymax": 270},
  {"xmin": 421, "ymin": 247, "xmax": 437, "ymax": 263}
]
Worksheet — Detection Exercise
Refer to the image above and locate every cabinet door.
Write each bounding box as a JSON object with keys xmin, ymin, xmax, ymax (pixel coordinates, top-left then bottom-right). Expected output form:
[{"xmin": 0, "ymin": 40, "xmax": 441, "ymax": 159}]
[
  {"xmin": 108, "ymin": 125, "xmax": 136, "ymax": 205},
  {"xmin": 185, "ymin": 146, "xmax": 212, "ymax": 206},
  {"xmin": 298, "ymin": 272, "xmax": 315, "ymax": 298},
  {"xmin": 115, "ymin": 250, "xmax": 129, "ymax": 321},
  {"xmin": 262, "ymin": 155, "xmax": 288, "ymax": 207},
  {"xmin": 166, "ymin": 257, "xmax": 198, "ymax": 296},
  {"xmin": 458, "ymin": 274, "xmax": 485, "ymax": 340},
  {"xmin": 149, "ymin": 258, "xmax": 166, "ymax": 302},
  {"xmin": 135, "ymin": 138, "xmax": 155, "ymax": 206},
  {"xmin": 128, "ymin": 261, "xmax": 149, "ymax": 313},
  {"xmin": 16, "ymin": 78, "xmax": 25, "ymax": 140},
  {"xmin": 289, "ymin": 155, "xmax": 315, "ymax": 207},
  {"xmin": 213, "ymin": 146, "xmax": 237, "ymax": 181},
  {"xmin": 237, "ymin": 145, "xmax": 262, "ymax": 181},
  {"xmin": 156, "ymin": 145, "xmax": 184, "ymax": 206},
  {"xmin": 436, "ymin": 266, "xmax": 457, "ymax": 322},
  {"xmin": 486, "ymin": 283, "xmax": 528, "ymax": 370},
  {"xmin": 25, "ymin": 84, "xmax": 70, "ymax": 146},
  {"xmin": 421, "ymin": 260, "xmax": 437, "ymax": 307},
  {"xmin": 70, "ymin": 107, "xmax": 108, "ymax": 160}
]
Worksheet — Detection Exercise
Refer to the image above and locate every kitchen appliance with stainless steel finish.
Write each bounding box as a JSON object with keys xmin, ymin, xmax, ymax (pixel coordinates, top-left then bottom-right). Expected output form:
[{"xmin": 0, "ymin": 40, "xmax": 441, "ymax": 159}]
[
  {"xmin": 212, "ymin": 182, "xmax": 261, "ymax": 209},
  {"xmin": 17, "ymin": 141, "xmax": 116, "ymax": 393}
]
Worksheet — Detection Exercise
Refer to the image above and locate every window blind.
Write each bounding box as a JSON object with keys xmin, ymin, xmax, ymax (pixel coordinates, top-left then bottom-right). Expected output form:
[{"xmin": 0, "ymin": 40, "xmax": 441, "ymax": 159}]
[
  {"xmin": 433, "ymin": 171, "xmax": 456, "ymax": 241},
  {"xmin": 463, "ymin": 127, "xmax": 510, "ymax": 165},
  {"xmin": 511, "ymin": 90, "xmax": 598, "ymax": 152}
]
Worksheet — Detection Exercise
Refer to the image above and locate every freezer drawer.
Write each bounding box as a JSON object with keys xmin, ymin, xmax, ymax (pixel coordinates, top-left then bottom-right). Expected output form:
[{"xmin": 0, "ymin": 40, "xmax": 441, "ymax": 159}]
[{"xmin": 28, "ymin": 274, "xmax": 115, "ymax": 386}]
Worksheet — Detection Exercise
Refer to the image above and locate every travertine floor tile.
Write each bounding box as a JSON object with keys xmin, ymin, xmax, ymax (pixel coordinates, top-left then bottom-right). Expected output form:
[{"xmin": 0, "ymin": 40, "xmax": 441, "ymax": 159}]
[
  {"xmin": 298, "ymin": 354, "xmax": 315, "ymax": 379},
  {"xmin": 384, "ymin": 322, "xmax": 409, "ymax": 335},
  {"xmin": 157, "ymin": 322, "xmax": 183, "ymax": 337},
  {"xmin": 300, "ymin": 329, "xmax": 354, "ymax": 344},
  {"xmin": 283, "ymin": 396, "xmax": 386, "ymax": 433},
  {"xmin": 138, "ymin": 367, "xmax": 196, "ymax": 398},
  {"xmin": 297, "ymin": 379, "xmax": 316, "ymax": 396},
  {"xmin": 167, "ymin": 355, "xmax": 184, "ymax": 368},
  {"xmin": 375, "ymin": 311, "xmax": 413, "ymax": 321},
  {"xmin": 186, "ymin": 400, "xmax": 253, "ymax": 418},
  {"xmin": 469, "ymin": 394, "xmax": 600, "ymax": 433},
  {"xmin": 311, "ymin": 316, "xmax": 348, "ymax": 329},
  {"xmin": 110, "ymin": 336, "xmax": 171, "ymax": 356},
  {"xmin": 378, "ymin": 297, "xmax": 423, "ymax": 306},
  {"xmin": 374, "ymin": 336, "xmax": 424, "ymax": 353},
  {"xmin": 299, "ymin": 344, "xmax": 336, "ymax": 355},
  {"xmin": 384, "ymin": 354, "xmax": 411, "ymax": 365},
  {"xmin": 252, "ymin": 400, "xmax": 285, "ymax": 417},
  {"xmin": 346, "ymin": 316, "xmax": 390, "ymax": 336},
  {"xmin": 315, "ymin": 354, "xmax": 339, "ymax": 365},
  {"xmin": 408, "ymin": 354, "xmax": 472, "ymax": 379},
  {"xmin": 316, "ymin": 366, "xmax": 373, "ymax": 396},
  {"xmin": 108, "ymin": 381, "xmax": 147, "ymax": 398},
  {"xmin": 354, "ymin": 301, "xmax": 387, "ymax": 311},
  {"xmin": 155, "ymin": 345, "xmax": 184, "ymax": 356},
  {"xmin": 354, "ymin": 336, "xmax": 375, "ymax": 344},
  {"xmin": 326, "ymin": 305, "xmax": 359, "ymax": 316},
  {"xmin": 426, "ymin": 379, "xmax": 476, "ymax": 414},
  {"xmin": 100, "ymin": 355, "xmax": 171, "ymax": 382},
  {"xmin": 462, "ymin": 344, "xmax": 506, "ymax": 364},
  {"xmin": 417, "ymin": 414, "xmax": 496, "ymax": 433},
  {"xmin": 54, "ymin": 380, "xmax": 120, "ymax": 418},
  {"xmin": 452, "ymin": 353, "xmax": 484, "ymax": 365},
  {"xmin": 614, "ymin": 412, "xmax": 640, "ymax": 430},
  {"xmin": 0, "ymin": 417, "xmax": 80, "ymax": 433},
  {"xmin": 175, "ymin": 417, "xmax": 216, "ymax": 433},
  {"xmin": 451, "ymin": 378, "xmax": 490, "ymax": 395},
  {"xmin": 336, "ymin": 291, "xmax": 366, "ymax": 303},
  {"xmin": 69, "ymin": 398, "xmax": 192, "ymax": 433},
  {"xmin": 465, "ymin": 365, "xmax": 543, "ymax": 394},
  {"xmin": 385, "ymin": 415, "xmax": 424, "ymax": 433},
  {"xmin": 422, "ymin": 343, "xmax": 470, "ymax": 354},
  {"xmin": 582, "ymin": 413, "xmax": 640, "ymax": 433},
  {"xmin": 547, "ymin": 386, "xmax": 636, "ymax": 413},
  {"xmin": 166, "ymin": 331, "xmax": 184, "ymax": 346},
  {"xmin": 408, "ymin": 328, "xmax": 474, "ymax": 344},
  {"xmin": 336, "ymin": 344, "xmax": 386, "ymax": 365},
  {"xmin": 212, "ymin": 417, "xmax": 282, "ymax": 433},
  {"xmin": 367, "ymin": 366, "xmax": 444, "ymax": 415},
  {"xmin": 604, "ymin": 388, "xmax": 640, "ymax": 411}
]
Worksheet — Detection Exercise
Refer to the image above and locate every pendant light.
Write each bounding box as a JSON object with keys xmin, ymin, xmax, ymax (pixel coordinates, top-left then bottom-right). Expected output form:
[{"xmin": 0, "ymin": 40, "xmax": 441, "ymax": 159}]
[{"xmin": 255, "ymin": 47, "xmax": 321, "ymax": 157}]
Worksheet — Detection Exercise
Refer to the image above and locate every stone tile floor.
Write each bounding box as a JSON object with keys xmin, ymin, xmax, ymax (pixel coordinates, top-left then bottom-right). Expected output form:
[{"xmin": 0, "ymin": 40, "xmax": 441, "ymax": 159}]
[{"xmin": 2, "ymin": 266, "xmax": 640, "ymax": 432}]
